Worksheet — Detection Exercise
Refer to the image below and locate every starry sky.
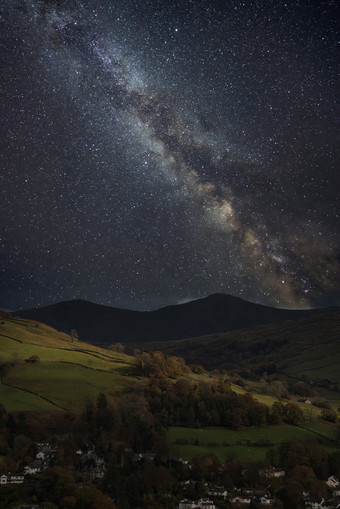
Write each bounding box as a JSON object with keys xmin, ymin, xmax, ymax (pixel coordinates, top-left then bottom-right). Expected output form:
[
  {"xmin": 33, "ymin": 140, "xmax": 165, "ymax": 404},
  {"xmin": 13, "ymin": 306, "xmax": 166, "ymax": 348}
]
[{"xmin": 1, "ymin": 0, "xmax": 339, "ymax": 311}]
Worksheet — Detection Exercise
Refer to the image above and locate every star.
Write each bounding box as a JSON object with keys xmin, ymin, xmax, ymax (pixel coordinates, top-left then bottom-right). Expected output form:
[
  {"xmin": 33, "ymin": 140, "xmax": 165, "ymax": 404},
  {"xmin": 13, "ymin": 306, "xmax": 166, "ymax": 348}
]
[{"xmin": 0, "ymin": 0, "xmax": 339, "ymax": 311}]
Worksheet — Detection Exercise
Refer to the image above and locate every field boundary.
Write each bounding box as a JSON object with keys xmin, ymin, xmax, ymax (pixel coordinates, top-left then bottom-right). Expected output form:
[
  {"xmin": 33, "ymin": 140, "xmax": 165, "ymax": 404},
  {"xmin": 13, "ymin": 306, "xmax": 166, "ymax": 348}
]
[
  {"xmin": 2, "ymin": 380, "xmax": 72, "ymax": 413},
  {"xmin": 296, "ymin": 424, "xmax": 336, "ymax": 443}
]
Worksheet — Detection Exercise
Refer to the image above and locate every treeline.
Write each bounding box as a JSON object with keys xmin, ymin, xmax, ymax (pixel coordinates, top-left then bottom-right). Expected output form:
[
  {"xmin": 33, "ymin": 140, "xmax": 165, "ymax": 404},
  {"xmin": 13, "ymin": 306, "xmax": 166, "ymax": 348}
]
[{"xmin": 144, "ymin": 377, "xmax": 305, "ymax": 429}]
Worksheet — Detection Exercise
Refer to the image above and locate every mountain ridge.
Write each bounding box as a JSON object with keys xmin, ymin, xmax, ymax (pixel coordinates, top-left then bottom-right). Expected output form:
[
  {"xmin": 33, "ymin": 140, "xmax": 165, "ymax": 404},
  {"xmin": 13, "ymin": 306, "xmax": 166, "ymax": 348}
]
[{"xmin": 16, "ymin": 293, "xmax": 338, "ymax": 346}]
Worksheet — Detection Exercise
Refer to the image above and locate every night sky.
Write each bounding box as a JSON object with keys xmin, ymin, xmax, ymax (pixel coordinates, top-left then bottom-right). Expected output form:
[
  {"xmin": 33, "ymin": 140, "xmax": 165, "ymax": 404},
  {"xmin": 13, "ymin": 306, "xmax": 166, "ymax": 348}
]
[{"xmin": 1, "ymin": 0, "xmax": 339, "ymax": 311}]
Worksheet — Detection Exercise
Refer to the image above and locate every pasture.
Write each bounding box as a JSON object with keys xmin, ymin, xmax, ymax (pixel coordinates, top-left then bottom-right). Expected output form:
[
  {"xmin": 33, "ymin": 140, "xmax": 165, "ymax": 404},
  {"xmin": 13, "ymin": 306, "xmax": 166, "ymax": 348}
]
[{"xmin": 168, "ymin": 422, "xmax": 338, "ymax": 462}]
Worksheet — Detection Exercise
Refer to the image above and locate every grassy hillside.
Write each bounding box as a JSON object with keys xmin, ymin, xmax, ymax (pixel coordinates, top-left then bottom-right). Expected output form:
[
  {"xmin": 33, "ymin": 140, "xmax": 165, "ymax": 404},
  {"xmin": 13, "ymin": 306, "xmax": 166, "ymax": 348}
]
[
  {"xmin": 1, "ymin": 314, "xmax": 336, "ymax": 415},
  {"xmin": 1, "ymin": 313, "xmax": 339, "ymax": 467},
  {"xmin": 138, "ymin": 311, "xmax": 340, "ymax": 385},
  {"xmin": 0, "ymin": 316, "xmax": 135, "ymax": 412}
]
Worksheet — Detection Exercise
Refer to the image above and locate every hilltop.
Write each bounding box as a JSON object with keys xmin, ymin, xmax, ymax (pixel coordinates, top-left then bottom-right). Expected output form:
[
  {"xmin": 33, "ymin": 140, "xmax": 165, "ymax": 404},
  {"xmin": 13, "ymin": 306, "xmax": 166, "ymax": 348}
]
[{"xmin": 16, "ymin": 293, "xmax": 338, "ymax": 346}]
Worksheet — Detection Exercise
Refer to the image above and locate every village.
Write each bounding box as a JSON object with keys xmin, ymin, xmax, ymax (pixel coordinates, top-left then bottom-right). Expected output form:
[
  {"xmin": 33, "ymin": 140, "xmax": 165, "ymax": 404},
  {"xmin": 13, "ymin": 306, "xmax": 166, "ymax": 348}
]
[{"xmin": 2, "ymin": 438, "xmax": 340, "ymax": 509}]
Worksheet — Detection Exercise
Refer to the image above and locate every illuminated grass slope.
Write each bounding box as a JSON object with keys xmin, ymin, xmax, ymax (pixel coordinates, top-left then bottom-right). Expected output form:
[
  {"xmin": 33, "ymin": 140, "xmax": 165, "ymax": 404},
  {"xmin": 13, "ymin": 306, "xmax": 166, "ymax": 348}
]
[{"xmin": 0, "ymin": 315, "xmax": 135, "ymax": 412}]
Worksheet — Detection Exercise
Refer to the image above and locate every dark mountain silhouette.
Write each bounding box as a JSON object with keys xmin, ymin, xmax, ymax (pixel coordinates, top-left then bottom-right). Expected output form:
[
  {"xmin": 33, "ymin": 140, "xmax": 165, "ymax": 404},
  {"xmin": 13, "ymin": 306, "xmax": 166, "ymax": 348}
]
[{"xmin": 16, "ymin": 294, "xmax": 338, "ymax": 346}]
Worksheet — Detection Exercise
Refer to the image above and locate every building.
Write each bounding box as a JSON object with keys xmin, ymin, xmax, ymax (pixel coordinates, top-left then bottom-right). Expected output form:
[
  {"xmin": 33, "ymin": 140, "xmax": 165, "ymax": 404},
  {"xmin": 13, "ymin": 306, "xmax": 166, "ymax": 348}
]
[
  {"xmin": 15, "ymin": 505, "xmax": 39, "ymax": 509},
  {"xmin": 178, "ymin": 499, "xmax": 216, "ymax": 509},
  {"xmin": 229, "ymin": 495, "xmax": 251, "ymax": 504},
  {"xmin": 0, "ymin": 473, "xmax": 25, "ymax": 484},
  {"xmin": 24, "ymin": 460, "xmax": 46, "ymax": 475},
  {"xmin": 327, "ymin": 477, "xmax": 340, "ymax": 489}
]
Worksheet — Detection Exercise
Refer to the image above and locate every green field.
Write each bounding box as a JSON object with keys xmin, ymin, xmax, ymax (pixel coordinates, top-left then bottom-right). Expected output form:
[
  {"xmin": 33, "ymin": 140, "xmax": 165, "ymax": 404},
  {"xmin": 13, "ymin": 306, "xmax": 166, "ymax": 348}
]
[
  {"xmin": 5, "ymin": 362, "xmax": 132, "ymax": 412},
  {"xmin": 168, "ymin": 422, "xmax": 338, "ymax": 462},
  {"xmin": 0, "ymin": 316, "xmax": 136, "ymax": 412}
]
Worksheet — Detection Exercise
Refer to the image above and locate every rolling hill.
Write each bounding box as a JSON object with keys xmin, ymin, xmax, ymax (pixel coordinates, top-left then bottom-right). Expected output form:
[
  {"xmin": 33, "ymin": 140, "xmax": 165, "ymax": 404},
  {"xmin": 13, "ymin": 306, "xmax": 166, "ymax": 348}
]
[
  {"xmin": 1, "ymin": 309, "xmax": 339, "ymax": 466},
  {"xmin": 16, "ymin": 293, "xmax": 338, "ymax": 346},
  {"xmin": 0, "ymin": 314, "xmax": 135, "ymax": 413},
  {"xmin": 138, "ymin": 310, "xmax": 340, "ymax": 385}
]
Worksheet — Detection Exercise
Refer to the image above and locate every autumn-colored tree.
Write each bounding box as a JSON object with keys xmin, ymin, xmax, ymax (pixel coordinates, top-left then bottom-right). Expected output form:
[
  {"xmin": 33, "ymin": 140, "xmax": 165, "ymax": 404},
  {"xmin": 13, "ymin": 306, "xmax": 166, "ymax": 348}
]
[
  {"xmin": 92, "ymin": 493, "xmax": 117, "ymax": 509},
  {"xmin": 278, "ymin": 438, "xmax": 307, "ymax": 471},
  {"xmin": 329, "ymin": 451, "xmax": 340, "ymax": 477},
  {"xmin": 322, "ymin": 407, "xmax": 338, "ymax": 422},
  {"xmin": 277, "ymin": 479, "xmax": 304, "ymax": 509},
  {"xmin": 270, "ymin": 402, "xmax": 285, "ymax": 424},
  {"xmin": 143, "ymin": 463, "xmax": 172, "ymax": 491},
  {"xmin": 284, "ymin": 403, "xmax": 304, "ymax": 425}
]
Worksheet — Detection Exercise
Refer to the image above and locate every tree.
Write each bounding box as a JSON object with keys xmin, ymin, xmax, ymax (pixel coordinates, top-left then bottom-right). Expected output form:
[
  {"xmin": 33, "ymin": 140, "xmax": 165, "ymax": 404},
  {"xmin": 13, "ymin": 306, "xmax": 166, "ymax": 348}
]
[
  {"xmin": 70, "ymin": 329, "xmax": 78, "ymax": 342},
  {"xmin": 278, "ymin": 438, "xmax": 307, "ymax": 471},
  {"xmin": 97, "ymin": 392, "xmax": 108, "ymax": 410},
  {"xmin": 270, "ymin": 402, "xmax": 285, "ymax": 424},
  {"xmin": 293, "ymin": 381, "xmax": 314, "ymax": 397},
  {"xmin": 0, "ymin": 355, "xmax": 10, "ymax": 383},
  {"xmin": 25, "ymin": 355, "xmax": 40, "ymax": 363},
  {"xmin": 277, "ymin": 480, "xmax": 304, "ymax": 509},
  {"xmin": 92, "ymin": 494, "xmax": 117, "ymax": 509},
  {"xmin": 329, "ymin": 451, "xmax": 340, "ymax": 477},
  {"xmin": 322, "ymin": 407, "xmax": 338, "ymax": 423},
  {"xmin": 109, "ymin": 343, "xmax": 126, "ymax": 353},
  {"xmin": 284, "ymin": 403, "xmax": 304, "ymax": 425}
]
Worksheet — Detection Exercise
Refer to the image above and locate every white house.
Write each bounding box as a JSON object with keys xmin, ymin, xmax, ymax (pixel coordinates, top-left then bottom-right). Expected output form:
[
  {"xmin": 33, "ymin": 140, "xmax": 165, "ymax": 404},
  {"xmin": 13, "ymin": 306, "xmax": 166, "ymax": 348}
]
[
  {"xmin": 0, "ymin": 473, "xmax": 25, "ymax": 484},
  {"xmin": 257, "ymin": 496, "xmax": 274, "ymax": 505},
  {"xmin": 327, "ymin": 476, "xmax": 340, "ymax": 488},
  {"xmin": 304, "ymin": 499, "xmax": 328, "ymax": 509},
  {"xmin": 24, "ymin": 459, "xmax": 46, "ymax": 475},
  {"xmin": 178, "ymin": 499, "xmax": 216, "ymax": 509},
  {"xmin": 208, "ymin": 486, "xmax": 228, "ymax": 499},
  {"xmin": 179, "ymin": 458, "xmax": 191, "ymax": 466},
  {"xmin": 229, "ymin": 495, "xmax": 251, "ymax": 504},
  {"xmin": 196, "ymin": 499, "xmax": 216, "ymax": 509},
  {"xmin": 262, "ymin": 467, "xmax": 285, "ymax": 479},
  {"xmin": 15, "ymin": 505, "xmax": 39, "ymax": 509},
  {"xmin": 178, "ymin": 500, "xmax": 196, "ymax": 509}
]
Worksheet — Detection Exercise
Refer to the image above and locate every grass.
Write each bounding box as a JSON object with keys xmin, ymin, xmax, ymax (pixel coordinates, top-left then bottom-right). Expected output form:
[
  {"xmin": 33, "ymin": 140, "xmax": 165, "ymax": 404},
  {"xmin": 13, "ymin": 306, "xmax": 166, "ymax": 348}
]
[
  {"xmin": 6, "ymin": 362, "xmax": 132, "ymax": 412},
  {"xmin": 230, "ymin": 382, "xmax": 324, "ymax": 419},
  {"xmin": 168, "ymin": 422, "xmax": 339, "ymax": 463},
  {"xmin": 0, "ymin": 381, "xmax": 55, "ymax": 412},
  {"xmin": 0, "ymin": 317, "xmax": 132, "ymax": 365},
  {"xmin": 0, "ymin": 337, "xmax": 130, "ymax": 372},
  {"xmin": 0, "ymin": 316, "xmax": 136, "ymax": 412}
]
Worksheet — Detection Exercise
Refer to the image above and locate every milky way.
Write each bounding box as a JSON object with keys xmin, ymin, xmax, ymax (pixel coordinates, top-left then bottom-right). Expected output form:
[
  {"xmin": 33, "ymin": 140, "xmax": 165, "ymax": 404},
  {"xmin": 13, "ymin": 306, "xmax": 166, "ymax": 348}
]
[{"xmin": 0, "ymin": 0, "xmax": 339, "ymax": 311}]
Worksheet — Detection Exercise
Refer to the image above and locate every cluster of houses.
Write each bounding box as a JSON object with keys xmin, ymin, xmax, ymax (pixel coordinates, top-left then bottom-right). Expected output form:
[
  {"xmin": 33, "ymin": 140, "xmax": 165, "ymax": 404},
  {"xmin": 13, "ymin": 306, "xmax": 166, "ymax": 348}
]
[
  {"xmin": 178, "ymin": 488, "xmax": 275, "ymax": 508},
  {"xmin": 177, "ymin": 489, "xmax": 340, "ymax": 509},
  {"xmin": 2, "ymin": 444, "xmax": 340, "ymax": 508},
  {"xmin": 0, "ymin": 442, "xmax": 106, "ymax": 486},
  {"xmin": 305, "ymin": 500, "xmax": 340, "ymax": 509},
  {"xmin": 303, "ymin": 476, "xmax": 340, "ymax": 509},
  {"xmin": 1, "ymin": 442, "xmax": 56, "ymax": 486},
  {"xmin": 176, "ymin": 469, "xmax": 340, "ymax": 508}
]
